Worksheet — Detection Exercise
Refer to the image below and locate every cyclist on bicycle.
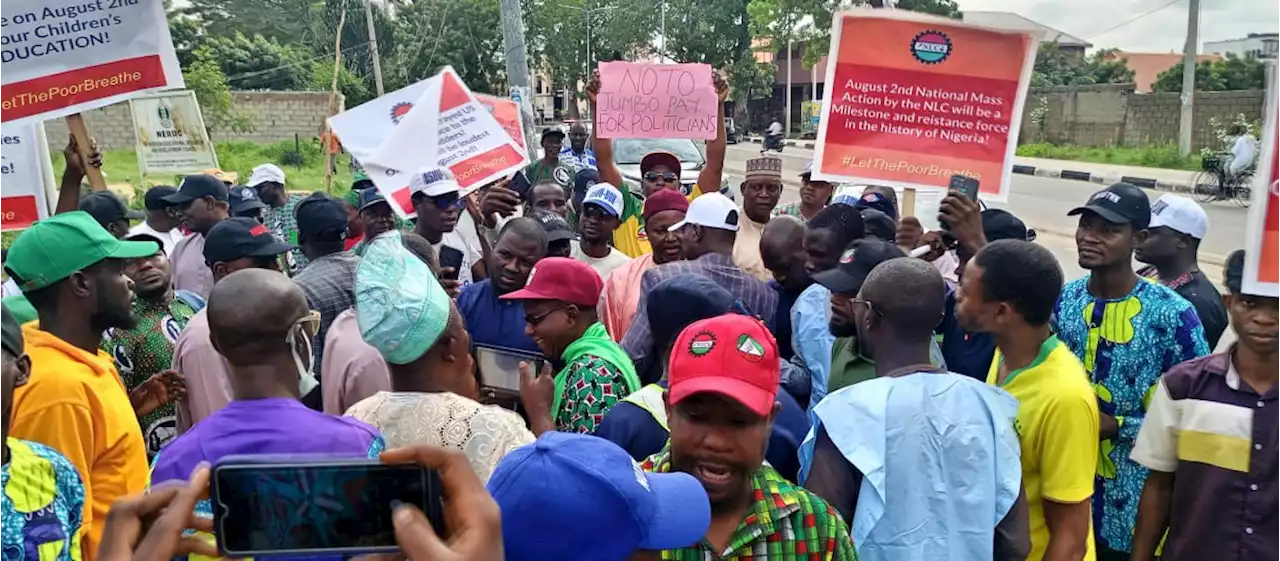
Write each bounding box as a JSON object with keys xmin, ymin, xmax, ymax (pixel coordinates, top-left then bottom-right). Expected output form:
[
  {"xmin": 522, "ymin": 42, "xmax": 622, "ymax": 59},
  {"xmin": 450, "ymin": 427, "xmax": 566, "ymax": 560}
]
[{"xmin": 1226, "ymin": 123, "xmax": 1257, "ymax": 180}]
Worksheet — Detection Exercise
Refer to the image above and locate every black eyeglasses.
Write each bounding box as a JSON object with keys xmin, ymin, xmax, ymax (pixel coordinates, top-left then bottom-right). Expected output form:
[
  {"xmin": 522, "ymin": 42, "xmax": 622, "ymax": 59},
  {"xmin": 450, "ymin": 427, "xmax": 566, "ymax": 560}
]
[
  {"xmin": 429, "ymin": 194, "xmax": 465, "ymax": 211},
  {"xmin": 525, "ymin": 305, "xmax": 574, "ymax": 326},
  {"xmin": 644, "ymin": 171, "xmax": 679, "ymax": 183}
]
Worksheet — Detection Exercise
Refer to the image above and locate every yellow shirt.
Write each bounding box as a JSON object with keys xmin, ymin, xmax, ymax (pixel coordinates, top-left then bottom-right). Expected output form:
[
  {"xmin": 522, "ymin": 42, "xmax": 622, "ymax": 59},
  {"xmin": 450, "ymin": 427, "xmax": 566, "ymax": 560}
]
[
  {"xmin": 10, "ymin": 324, "xmax": 150, "ymax": 561},
  {"xmin": 987, "ymin": 336, "xmax": 1098, "ymax": 561},
  {"xmin": 612, "ymin": 188, "xmax": 702, "ymax": 259}
]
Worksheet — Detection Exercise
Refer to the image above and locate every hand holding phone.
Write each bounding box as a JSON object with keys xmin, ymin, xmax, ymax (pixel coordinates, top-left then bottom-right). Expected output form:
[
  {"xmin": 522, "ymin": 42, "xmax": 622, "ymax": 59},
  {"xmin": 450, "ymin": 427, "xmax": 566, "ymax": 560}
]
[
  {"xmin": 938, "ymin": 187, "xmax": 987, "ymax": 256},
  {"xmin": 947, "ymin": 174, "xmax": 981, "ymax": 202},
  {"xmin": 211, "ymin": 457, "xmax": 445, "ymax": 556},
  {"xmin": 98, "ymin": 464, "xmax": 216, "ymax": 561},
  {"xmin": 379, "ymin": 446, "xmax": 504, "ymax": 561},
  {"xmin": 438, "ymin": 246, "xmax": 465, "ymax": 280}
]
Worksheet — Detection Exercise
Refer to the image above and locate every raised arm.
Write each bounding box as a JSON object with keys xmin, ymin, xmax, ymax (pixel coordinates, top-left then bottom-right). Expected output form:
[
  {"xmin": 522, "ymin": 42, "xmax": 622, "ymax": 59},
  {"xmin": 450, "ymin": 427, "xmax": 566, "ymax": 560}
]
[
  {"xmin": 696, "ymin": 72, "xmax": 730, "ymax": 194},
  {"xmin": 56, "ymin": 136, "xmax": 103, "ymax": 214},
  {"xmin": 585, "ymin": 71, "xmax": 625, "ymax": 189}
]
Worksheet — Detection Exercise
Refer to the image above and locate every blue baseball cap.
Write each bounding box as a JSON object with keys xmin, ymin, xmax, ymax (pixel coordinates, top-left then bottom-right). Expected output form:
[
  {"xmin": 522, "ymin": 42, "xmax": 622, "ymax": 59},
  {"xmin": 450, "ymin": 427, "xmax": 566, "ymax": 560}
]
[
  {"xmin": 582, "ymin": 182, "xmax": 624, "ymax": 217},
  {"xmin": 487, "ymin": 432, "xmax": 711, "ymax": 561}
]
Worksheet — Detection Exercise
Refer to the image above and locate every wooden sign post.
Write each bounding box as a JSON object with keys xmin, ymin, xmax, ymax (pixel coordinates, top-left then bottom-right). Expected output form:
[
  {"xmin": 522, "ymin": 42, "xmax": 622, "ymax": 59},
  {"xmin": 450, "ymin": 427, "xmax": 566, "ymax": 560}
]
[{"xmin": 65, "ymin": 114, "xmax": 107, "ymax": 191}]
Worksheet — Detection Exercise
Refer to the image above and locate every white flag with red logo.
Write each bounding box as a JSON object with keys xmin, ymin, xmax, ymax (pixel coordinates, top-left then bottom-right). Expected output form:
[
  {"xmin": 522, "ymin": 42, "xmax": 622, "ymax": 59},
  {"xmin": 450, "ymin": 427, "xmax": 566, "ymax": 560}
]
[{"xmin": 329, "ymin": 67, "xmax": 526, "ymax": 218}]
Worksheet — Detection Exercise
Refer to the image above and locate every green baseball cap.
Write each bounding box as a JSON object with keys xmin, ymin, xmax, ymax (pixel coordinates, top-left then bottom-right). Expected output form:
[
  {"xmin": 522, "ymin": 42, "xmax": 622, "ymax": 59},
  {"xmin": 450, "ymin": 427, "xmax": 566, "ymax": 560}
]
[{"xmin": 5, "ymin": 211, "xmax": 158, "ymax": 291}]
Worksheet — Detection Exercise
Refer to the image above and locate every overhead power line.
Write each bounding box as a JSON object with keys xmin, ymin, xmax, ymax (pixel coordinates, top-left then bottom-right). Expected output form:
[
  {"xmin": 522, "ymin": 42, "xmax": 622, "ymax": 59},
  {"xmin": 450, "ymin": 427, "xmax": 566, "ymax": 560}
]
[
  {"xmin": 1084, "ymin": 0, "xmax": 1183, "ymax": 41},
  {"xmin": 225, "ymin": 41, "xmax": 373, "ymax": 84}
]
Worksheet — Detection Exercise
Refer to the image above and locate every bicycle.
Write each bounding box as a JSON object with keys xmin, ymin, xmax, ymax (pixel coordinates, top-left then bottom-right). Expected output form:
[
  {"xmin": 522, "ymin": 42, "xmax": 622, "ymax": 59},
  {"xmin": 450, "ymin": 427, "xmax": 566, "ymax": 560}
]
[{"xmin": 1191, "ymin": 154, "xmax": 1253, "ymax": 208}]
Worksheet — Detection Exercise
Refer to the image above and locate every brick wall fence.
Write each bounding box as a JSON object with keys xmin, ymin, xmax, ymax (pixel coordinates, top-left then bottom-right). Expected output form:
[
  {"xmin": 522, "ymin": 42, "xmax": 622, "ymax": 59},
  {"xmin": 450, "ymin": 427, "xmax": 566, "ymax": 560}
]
[
  {"xmin": 42, "ymin": 91, "xmax": 342, "ymax": 152},
  {"xmin": 1019, "ymin": 83, "xmax": 1266, "ymax": 150}
]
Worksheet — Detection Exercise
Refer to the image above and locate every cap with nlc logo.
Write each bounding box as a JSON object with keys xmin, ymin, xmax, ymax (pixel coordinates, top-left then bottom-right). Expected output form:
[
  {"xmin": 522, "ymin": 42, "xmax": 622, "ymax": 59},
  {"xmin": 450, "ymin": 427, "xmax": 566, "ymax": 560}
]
[
  {"xmin": 1068, "ymin": 182, "xmax": 1151, "ymax": 228},
  {"xmin": 486, "ymin": 432, "xmax": 711, "ymax": 561},
  {"xmin": 582, "ymin": 183, "xmax": 624, "ymax": 217},
  {"xmin": 668, "ymin": 192, "xmax": 739, "ymax": 232},
  {"xmin": 1147, "ymin": 194, "xmax": 1208, "ymax": 239},
  {"xmin": 4, "ymin": 211, "xmax": 157, "ymax": 291},
  {"xmin": 202, "ymin": 217, "xmax": 296, "ymax": 264},
  {"xmin": 228, "ymin": 186, "xmax": 268, "ymax": 215},
  {"xmin": 409, "ymin": 167, "xmax": 461, "ymax": 198},
  {"xmin": 667, "ymin": 314, "xmax": 781, "ymax": 416},
  {"xmin": 811, "ymin": 239, "xmax": 905, "ymax": 295}
]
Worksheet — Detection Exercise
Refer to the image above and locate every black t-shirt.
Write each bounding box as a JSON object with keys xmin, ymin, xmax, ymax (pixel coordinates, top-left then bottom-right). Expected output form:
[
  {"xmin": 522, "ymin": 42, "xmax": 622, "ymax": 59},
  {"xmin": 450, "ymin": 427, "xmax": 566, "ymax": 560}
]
[{"xmin": 1139, "ymin": 267, "xmax": 1228, "ymax": 350}]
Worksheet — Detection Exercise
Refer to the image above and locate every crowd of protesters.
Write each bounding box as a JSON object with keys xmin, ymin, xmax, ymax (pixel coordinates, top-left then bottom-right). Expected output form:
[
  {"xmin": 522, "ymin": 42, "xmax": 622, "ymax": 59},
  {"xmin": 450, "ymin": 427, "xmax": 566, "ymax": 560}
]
[{"xmin": 0, "ymin": 68, "xmax": 1274, "ymax": 561}]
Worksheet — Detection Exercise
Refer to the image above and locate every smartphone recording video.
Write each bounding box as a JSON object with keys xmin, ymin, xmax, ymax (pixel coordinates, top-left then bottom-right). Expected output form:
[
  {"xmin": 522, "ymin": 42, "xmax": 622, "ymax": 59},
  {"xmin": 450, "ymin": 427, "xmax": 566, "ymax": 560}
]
[{"xmin": 211, "ymin": 458, "xmax": 444, "ymax": 556}]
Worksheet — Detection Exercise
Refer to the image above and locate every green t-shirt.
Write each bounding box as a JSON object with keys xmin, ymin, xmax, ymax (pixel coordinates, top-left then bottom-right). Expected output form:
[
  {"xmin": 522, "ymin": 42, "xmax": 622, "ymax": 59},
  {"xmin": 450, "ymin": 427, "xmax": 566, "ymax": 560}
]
[
  {"xmin": 102, "ymin": 294, "xmax": 198, "ymax": 460},
  {"xmin": 523, "ymin": 160, "xmax": 575, "ymax": 190}
]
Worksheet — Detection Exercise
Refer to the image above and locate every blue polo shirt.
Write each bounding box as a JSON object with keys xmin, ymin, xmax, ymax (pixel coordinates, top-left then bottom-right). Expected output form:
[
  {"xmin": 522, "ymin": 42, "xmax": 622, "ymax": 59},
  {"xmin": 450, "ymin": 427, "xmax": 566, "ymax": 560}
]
[
  {"xmin": 935, "ymin": 288, "xmax": 996, "ymax": 381},
  {"xmin": 593, "ymin": 380, "xmax": 812, "ymax": 482},
  {"xmin": 457, "ymin": 280, "xmax": 541, "ymax": 354}
]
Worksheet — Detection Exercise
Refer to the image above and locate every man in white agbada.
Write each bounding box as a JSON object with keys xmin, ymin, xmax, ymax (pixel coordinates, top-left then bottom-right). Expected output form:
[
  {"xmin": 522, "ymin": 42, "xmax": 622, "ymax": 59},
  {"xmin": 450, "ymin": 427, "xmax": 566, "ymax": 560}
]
[
  {"xmin": 344, "ymin": 231, "xmax": 533, "ymax": 482},
  {"xmin": 801, "ymin": 257, "xmax": 1029, "ymax": 561}
]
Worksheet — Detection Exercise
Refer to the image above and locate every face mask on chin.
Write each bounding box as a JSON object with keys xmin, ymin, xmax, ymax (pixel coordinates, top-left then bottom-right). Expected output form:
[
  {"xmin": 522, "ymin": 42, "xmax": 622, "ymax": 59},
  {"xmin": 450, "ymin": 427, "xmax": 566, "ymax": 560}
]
[{"xmin": 287, "ymin": 323, "xmax": 320, "ymax": 397}]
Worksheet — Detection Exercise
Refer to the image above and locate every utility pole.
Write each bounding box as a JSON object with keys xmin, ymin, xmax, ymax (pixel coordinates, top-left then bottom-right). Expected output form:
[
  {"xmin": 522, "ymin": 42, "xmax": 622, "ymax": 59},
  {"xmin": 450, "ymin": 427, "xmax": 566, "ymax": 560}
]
[
  {"xmin": 500, "ymin": 0, "xmax": 539, "ymax": 158},
  {"xmin": 1178, "ymin": 0, "xmax": 1200, "ymax": 157},
  {"xmin": 660, "ymin": 2, "xmax": 666, "ymax": 61},
  {"xmin": 364, "ymin": 0, "xmax": 385, "ymax": 96},
  {"xmin": 785, "ymin": 37, "xmax": 792, "ymax": 137}
]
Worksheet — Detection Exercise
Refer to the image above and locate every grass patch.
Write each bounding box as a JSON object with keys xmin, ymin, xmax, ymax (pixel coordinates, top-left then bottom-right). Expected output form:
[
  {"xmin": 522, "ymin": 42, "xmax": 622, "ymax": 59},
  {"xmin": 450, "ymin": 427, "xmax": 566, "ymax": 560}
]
[
  {"xmin": 60, "ymin": 139, "xmax": 359, "ymax": 203},
  {"xmin": 1015, "ymin": 142, "xmax": 1202, "ymax": 171},
  {"xmin": 3, "ymin": 140, "xmax": 359, "ymax": 250}
]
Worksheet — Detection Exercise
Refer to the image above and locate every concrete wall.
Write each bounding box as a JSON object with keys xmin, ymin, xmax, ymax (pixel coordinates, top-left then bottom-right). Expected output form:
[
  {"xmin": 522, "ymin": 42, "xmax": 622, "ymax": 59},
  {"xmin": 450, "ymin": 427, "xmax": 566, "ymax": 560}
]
[
  {"xmin": 1018, "ymin": 83, "xmax": 1266, "ymax": 149},
  {"xmin": 43, "ymin": 91, "xmax": 341, "ymax": 151}
]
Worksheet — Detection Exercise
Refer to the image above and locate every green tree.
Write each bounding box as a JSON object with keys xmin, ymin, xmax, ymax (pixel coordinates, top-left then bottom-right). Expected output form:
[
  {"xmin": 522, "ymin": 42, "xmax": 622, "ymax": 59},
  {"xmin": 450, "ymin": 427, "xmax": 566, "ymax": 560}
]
[
  {"xmin": 183, "ymin": 48, "xmax": 254, "ymax": 134},
  {"xmin": 321, "ymin": 0, "xmax": 397, "ymax": 95},
  {"xmin": 311, "ymin": 61, "xmax": 371, "ymax": 107},
  {"xmin": 203, "ymin": 33, "xmax": 314, "ymax": 91},
  {"xmin": 385, "ymin": 0, "xmax": 506, "ymax": 95},
  {"xmin": 1152, "ymin": 54, "xmax": 1264, "ymax": 92},
  {"xmin": 892, "ymin": 0, "xmax": 960, "ymax": 18},
  {"xmin": 1031, "ymin": 43, "xmax": 1135, "ymax": 87},
  {"xmin": 660, "ymin": 0, "xmax": 751, "ymax": 69},
  {"xmin": 178, "ymin": 0, "xmax": 326, "ymax": 46}
]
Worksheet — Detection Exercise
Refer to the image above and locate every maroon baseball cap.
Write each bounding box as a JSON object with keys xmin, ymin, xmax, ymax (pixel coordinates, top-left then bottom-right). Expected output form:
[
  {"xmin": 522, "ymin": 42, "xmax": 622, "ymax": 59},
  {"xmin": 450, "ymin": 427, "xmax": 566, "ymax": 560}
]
[
  {"xmin": 640, "ymin": 152, "xmax": 682, "ymax": 175},
  {"xmin": 499, "ymin": 257, "xmax": 603, "ymax": 307}
]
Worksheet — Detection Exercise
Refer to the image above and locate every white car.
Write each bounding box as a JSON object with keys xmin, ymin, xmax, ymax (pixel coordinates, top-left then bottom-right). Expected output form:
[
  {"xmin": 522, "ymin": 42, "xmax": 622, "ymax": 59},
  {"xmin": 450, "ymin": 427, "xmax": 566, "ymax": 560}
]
[{"xmin": 612, "ymin": 138, "xmax": 735, "ymax": 201}]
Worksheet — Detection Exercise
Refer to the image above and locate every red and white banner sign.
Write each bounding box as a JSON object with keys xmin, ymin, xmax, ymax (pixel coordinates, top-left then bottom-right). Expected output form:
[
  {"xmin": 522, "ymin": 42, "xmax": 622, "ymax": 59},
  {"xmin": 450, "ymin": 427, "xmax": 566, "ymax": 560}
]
[
  {"xmin": 475, "ymin": 94, "xmax": 527, "ymax": 152},
  {"xmin": 811, "ymin": 9, "xmax": 1039, "ymax": 202},
  {"xmin": 1, "ymin": 0, "xmax": 183, "ymax": 124},
  {"xmin": 330, "ymin": 67, "xmax": 527, "ymax": 218},
  {"xmin": 1, "ymin": 122, "xmax": 52, "ymax": 231},
  {"xmin": 1243, "ymin": 71, "xmax": 1279, "ymax": 297}
]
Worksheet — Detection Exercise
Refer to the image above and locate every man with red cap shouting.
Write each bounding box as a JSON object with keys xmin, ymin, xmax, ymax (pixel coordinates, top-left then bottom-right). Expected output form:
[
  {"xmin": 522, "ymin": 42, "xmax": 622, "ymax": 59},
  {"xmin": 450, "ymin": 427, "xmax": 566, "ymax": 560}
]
[
  {"xmin": 505, "ymin": 257, "xmax": 642, "ymax": 434},
  {"xmin": 641, "ymin": 314, "xmax": 855, "ymax": 559}
]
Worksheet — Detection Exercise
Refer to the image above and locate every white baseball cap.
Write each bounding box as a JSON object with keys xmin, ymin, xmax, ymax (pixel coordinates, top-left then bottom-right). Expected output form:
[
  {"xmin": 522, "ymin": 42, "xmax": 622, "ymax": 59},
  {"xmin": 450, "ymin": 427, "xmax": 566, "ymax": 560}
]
[
  {"xmin": 410, "ymin": 167, "xmax": 461, "ymax": 197},
  {"xmin": 669, "ymin": 193, "xmax": 739, "ymax": 232},
  {"xmin": 1148, "ymin": 194, "xmax": 1208, "ymax": 239},
  {"xmin": 248, "ymin": 163, "xmax": 286, "ymax": 187},
  {"xmin": 582, "ymin": 183, "xmax": 624, "ymax": 217}
]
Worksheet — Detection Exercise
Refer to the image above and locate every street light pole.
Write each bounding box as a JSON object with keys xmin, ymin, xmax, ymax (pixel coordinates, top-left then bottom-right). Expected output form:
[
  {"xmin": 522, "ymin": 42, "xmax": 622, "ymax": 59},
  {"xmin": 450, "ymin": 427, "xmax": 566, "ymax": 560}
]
[
  {"xmin": 364, "ymin": 0, "xmax": 385, "ymax": 96},
  {"xmin": 500, "ymin": 0, "xmax": 538, "ymax": 158},
  {"xmin": 1178, "ymin": 0, "xmax": 1201, "ymax": 157}
]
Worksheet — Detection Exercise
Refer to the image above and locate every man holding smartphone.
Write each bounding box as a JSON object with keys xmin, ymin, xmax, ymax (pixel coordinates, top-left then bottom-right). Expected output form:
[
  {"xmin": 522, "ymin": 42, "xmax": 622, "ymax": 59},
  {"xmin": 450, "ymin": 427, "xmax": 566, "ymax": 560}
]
[{"xmin": 410, "ymin": 168, "xmax": 485, "ymax": 290}]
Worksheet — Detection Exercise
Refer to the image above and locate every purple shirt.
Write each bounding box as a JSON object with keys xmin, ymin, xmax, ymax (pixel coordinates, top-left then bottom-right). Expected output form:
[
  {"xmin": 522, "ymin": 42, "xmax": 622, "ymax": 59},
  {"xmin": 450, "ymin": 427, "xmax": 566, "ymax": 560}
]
[{"xmin": 151, "ymin": 398, "xmax": 385, "ymax": 485}]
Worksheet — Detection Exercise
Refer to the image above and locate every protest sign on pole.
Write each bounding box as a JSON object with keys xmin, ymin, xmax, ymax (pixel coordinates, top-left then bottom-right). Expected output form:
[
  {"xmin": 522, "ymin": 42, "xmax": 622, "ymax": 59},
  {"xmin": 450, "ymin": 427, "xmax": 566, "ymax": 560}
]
[
  {"xmin": 330, "ymin": 67, "xmax": 528, "ymax": 218},
  {"xmin": 1, "ymin": 122, "xmax": 53, "ymax": 231},
  {"xmin": 595, "ymin": 62, "xmax": 719, "ymax": 140},
  {"xmin": 0, "ymin": 0, "xmax": 183, "ymax": 124},
  {"xmin": 129, "ymin": 90, "xmax": 218, "ymax": 177},
  {"xmin": 1242, "ymin": 69, "xmax": 1278, "ymax": 298},
  {"xmin": 811, "ymin": 9, "xmax": 1039, "ymax": 202}
]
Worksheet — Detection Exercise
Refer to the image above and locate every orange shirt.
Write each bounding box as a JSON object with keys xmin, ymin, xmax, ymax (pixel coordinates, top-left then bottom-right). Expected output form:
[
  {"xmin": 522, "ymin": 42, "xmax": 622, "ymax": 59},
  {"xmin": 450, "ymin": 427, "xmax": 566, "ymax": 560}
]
[{"xmin": 10, "ymin": 324, "xmax": 150, "ymax": 561}]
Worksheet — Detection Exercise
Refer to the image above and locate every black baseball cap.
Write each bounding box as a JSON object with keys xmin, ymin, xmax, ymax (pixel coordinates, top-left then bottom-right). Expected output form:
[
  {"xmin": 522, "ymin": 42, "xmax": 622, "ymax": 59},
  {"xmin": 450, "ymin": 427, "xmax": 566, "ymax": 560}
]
[
  {"xmin": 357, "ymin": 188, "xmax": 389, "ymax": 212},
  {"xmin": 123, "ymin": 232, "xmax": 165, "ymax": 256},
  {"xmin": 1225, "ymin": 249, "xmax": 1245, "ymax": 294},
  {"xmin": 854, "ymin": 191, "xmax": 898, "ymax": 222},
  {"xmin": 812, "ymin": 239, "xmax": 906, "ymax": 295},
  {"xmin": 143, "ymin": 186, "xmax": 179, "ymax": 210},
  {"xmin": 541, "ymin": 127, "xmax": 566, "ymax": 141},
  {"xmin": 79, "ymin": 191, "xmax": 144, "ymax": 225},
  {"xmin": 1, "ymin": 304, "xmax": 23, "ymax": 357},
  {"xmin": 202, "ymin": 217, "xmax": 295, "ymax": 264},
  {"xmin": 981, "ymin": 209, "xmax": 1030, "ymax": 242},
  {"xmin": 534, "ymin": 210, "xmax": 577, "ymax": 242},
  {"xmin": 228, "ymin": 186, "xmax": 268, "ymax": 215},
  {"xmin": 295, "ymin": 194, "xmax": 349, "ymax": 240},
  {"xmin": 164, "ymin": 174, "xmax": 230, "ymax": 204},
  {"xmin": 860, "ymin": 208, "xmax": 897, "ymax": 241},
  {"xmin": 1068, "ymin": 183, "xmax": 1150, "ymax": 228}
]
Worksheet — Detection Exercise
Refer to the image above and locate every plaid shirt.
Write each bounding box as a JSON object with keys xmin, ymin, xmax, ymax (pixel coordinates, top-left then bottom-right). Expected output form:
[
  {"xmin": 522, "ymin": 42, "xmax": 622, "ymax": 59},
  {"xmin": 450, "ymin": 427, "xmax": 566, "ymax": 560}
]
[
  {"xmin": 265, "ymin": 194, "xmax": 307, "ymax": 272},
  {"xmin": 621, "ymin": 253, "xmax": 777, "ymax": 373},
  {"xmin": 642, "ymin": 446, "xmax": 856, "ymax": 560},
  {"xmin": 292, "ymin": 251, "xmax": 360, "ymax": 369}
]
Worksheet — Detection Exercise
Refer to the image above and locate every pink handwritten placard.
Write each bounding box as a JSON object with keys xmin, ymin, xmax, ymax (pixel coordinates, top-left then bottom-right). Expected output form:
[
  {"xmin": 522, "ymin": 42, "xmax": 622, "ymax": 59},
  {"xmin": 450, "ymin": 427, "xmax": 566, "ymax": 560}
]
[{"xmin": 596, "ymin": 62, "xmax": 718, "ymax": 140}]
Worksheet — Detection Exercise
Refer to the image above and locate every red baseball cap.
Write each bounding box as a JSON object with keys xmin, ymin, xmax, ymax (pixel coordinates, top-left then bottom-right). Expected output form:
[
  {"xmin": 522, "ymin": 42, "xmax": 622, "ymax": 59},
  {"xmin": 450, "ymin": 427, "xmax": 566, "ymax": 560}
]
[
  {"xmin": 499, "ymin": 257, "xmax": 603, "ymax": 307},
  {"xmin": 667, "ymin": 314, "xmax": 780, "ymax": 416},
  {"xmin": 640, "ymin": 152, "xmax": 682, "ymax": 175}
]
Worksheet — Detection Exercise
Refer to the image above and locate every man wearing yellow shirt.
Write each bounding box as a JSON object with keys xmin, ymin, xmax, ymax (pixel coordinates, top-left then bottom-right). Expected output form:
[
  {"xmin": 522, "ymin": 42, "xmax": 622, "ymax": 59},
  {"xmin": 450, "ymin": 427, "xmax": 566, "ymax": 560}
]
[
  {"xmin": 3, "ymin": 211, "xmax": 156, "ymax": 561},
  {"xmin": 957, "ymin": 239, "xmax": 1098, "ymax": 561},
  {"xmin": 585, "ymin": 70, "xmax": 729, "ymax": 258}
]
